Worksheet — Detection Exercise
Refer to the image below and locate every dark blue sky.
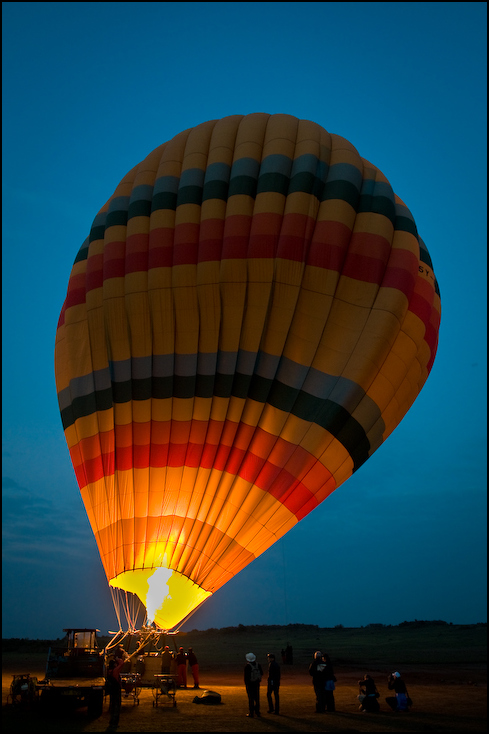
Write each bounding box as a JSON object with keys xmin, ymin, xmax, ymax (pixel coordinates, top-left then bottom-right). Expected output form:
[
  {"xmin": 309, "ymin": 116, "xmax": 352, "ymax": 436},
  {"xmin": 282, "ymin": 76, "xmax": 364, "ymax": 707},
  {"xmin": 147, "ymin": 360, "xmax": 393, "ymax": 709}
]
[{"xmin": 2, "ymin": 2, "xmax": 486, "ymax": 639}]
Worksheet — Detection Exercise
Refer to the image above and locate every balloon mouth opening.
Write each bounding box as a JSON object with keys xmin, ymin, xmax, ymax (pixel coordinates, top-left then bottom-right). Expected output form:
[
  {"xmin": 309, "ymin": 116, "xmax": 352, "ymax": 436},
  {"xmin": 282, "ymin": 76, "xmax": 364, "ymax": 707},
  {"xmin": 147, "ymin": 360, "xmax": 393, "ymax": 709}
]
[{"xmin": 109, "ymin": 567, "xmax": 212, "ymax": 630}]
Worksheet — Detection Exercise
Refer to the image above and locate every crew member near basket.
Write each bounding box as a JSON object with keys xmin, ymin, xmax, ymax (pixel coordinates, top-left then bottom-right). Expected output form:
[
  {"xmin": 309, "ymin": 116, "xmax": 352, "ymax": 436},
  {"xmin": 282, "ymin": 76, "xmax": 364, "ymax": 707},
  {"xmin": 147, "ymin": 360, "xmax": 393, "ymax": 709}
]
[
  {"xmin": 176, "ymin": 646, "xmax": 188, "ymax": 688},
  {"xmin": 105, "ymin": 647, "xmax": 136, "ymax": 729},
  {"xmin": 188, "ymin": 647, "xmax": 200, "ymax": 689},
  {"xmin": 160, "ymin": 645, "xmax": 173, "ymax": 674}
]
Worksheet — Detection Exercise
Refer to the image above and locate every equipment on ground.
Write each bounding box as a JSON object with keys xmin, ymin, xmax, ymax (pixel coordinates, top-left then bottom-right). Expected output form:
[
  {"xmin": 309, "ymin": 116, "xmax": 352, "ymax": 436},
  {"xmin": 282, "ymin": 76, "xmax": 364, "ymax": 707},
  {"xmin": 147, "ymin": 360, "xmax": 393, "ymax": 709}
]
[
  {"xmin": 120, "ymin": 672, "xmax": 142, "ymax": 705},
  {"xmin": 152, "ymin": 674, "xmax": 177, "ymax": 707},
  {"xmin": 7, "ymin": 673, "xmax": 38, "ymax": 709}
]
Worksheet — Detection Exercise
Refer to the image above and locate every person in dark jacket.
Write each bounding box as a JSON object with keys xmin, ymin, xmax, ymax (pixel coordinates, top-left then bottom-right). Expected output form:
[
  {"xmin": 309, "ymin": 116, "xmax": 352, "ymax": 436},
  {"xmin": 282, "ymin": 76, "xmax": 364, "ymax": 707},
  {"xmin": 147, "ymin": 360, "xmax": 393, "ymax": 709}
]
[
  {"xmin": 244, "ymin": 652, "xmax": 263, "ymax": 718},
  {"xmin": 187, "ymin": 647, "xmax": 200, "ymax": 689},
  {"xmin": 309, "ymin": 651, "xmax": 327, "ymax": 712},
  {"xmin": 322, "ymin": 653, "xmax": 336, "ymax": 712},
  {"xmin": 358, "ymin": 674, "xmax": 380, "ymax": 712},
  {"xmin": 106, "ymin": 648, "xmax": 136, "ymax": 729},
  {"xmin": 160, "ymin": 646, "xmax": 173, "ymax": 673},
  {"xmin": 309, "ymin": 651, "xmax": 336, "ymax": 712},
  {"xmin": 386, "ymin": 671, "xmax": 410, "ymax": 711},
  {"xmin": 266, "ymin": 653, "xmax": 281, "ymax": 714}
]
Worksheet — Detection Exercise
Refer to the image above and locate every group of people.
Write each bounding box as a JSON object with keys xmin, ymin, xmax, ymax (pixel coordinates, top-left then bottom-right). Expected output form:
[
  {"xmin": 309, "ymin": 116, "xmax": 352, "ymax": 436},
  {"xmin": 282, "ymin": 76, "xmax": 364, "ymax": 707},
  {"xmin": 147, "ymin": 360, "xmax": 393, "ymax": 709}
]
[
  {"xmin": 243, "ymin": 649, "xmax": 412, "ymax": 718},
  {"xmin": 244, "ymin": 652, "xmax": 280, "ymax": 717},
  {"xmin": 106, "ymin": 642, "xmax": 411, "ymax": 728},
  {"xmin": 161, "ymin": 645, "xmax": 200, "ymax": 690},
  {"xmin": 244, "ymin": 649, "xmax": 336, "ymax": 718},
  {"xmin": 357, "ymin": 671, "xmax": 411, "ymax": 713}
]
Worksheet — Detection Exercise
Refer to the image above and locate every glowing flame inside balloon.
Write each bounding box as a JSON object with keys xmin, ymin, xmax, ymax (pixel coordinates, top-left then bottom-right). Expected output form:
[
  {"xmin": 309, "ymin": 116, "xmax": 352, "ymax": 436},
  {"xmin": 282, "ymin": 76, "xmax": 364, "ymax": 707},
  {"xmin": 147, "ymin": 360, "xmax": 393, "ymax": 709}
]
[
  {"xmin": 109, "ymin": 567, "xmax": 212, "ymax": 630},
  {"xmin": 146, "ymin": 567, "xmax": 173, "ymax": 622}
]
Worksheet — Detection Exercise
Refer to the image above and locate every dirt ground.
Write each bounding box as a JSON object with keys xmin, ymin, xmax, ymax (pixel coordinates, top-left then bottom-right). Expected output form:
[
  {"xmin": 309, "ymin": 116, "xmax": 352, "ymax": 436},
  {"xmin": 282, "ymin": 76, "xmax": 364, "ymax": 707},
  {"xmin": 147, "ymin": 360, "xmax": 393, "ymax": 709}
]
[{"xmin": 2, "ymin": 657, "xmax": 487, "ymax": 733}]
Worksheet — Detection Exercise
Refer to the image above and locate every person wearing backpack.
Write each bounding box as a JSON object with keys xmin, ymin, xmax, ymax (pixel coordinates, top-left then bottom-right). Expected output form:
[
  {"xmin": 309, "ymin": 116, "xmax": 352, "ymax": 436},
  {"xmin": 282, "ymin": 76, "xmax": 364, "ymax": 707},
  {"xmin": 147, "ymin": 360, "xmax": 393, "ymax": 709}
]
[{"xmin": 244, "ymin": 652, "xmax": 263, "ymax": 717}]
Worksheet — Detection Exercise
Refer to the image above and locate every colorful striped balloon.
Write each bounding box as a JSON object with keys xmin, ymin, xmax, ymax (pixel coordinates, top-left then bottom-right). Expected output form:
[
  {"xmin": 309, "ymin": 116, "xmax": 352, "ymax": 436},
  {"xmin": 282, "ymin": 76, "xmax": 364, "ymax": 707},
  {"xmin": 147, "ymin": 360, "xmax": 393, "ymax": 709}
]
[{"xmin": 55, "ymin": 113, "xmax": 441, "ymax": 629}]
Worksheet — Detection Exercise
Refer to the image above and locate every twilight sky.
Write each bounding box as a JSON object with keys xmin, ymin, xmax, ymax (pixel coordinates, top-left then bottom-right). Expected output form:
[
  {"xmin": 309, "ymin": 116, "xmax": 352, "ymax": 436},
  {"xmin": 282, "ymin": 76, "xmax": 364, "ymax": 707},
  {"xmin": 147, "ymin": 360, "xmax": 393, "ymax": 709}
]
[{"xmin": 2, "ymin": 2, "xmax": 486, "ymax": 639}]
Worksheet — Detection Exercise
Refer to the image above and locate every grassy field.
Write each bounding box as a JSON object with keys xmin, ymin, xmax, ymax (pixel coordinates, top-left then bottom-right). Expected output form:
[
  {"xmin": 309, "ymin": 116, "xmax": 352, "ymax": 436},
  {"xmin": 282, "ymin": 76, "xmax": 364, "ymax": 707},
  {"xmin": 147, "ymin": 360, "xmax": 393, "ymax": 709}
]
[
  {"xmin": 2, "ymin": 622, "xmax": 486, "ymax": 732},
  {"xmin": 175, "ymin": 621, "xmax": 488, "ymax": 669}
]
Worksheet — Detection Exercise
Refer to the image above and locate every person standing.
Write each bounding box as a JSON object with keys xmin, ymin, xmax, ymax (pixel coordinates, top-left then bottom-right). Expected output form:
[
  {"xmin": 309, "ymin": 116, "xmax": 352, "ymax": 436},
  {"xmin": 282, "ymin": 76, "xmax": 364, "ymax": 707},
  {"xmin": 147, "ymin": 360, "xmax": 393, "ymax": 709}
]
[
  {"xmin": 176, "ymin": 646, "xmax": 188, "ymax": 688},
  {"xmin": 309, "ymin": 651, "xmax": 327, "ymax": 713},
  {"xmin": 266, "ymin": 653, "xmax": 280, "ymax": 714},
  {"xmin": 322, "ymin": 653, "xmax": 336, "ymax": 712},
  {"xmin": 105, "ymin": 648, "xmax": 136, "ymax": 729},
  {"xmin": 106, "ymin": 655, "xmax": 125, "ymax": 729},
  {"xmin": 244, "ymin": 652, "xmax": 263, "ymax": 718},
  {"xmin": 160, "ymin": 645, "xmax": 173, "ymax": 674},
  {"xmin": 285, "ymin": 644, "xmax": 293, "ymax": 664},
  {"xmin": 187, "ymin": 647, "xmax": 200, "ymax": 689}
]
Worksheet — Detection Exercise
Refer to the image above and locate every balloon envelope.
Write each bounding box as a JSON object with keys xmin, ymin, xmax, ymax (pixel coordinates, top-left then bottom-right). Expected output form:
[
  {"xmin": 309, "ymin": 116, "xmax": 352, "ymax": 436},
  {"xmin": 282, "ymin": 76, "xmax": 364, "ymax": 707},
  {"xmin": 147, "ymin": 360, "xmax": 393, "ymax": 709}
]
[{"xmin": 55, "ymin": 113, "xmax": 441, "ymax": 629}]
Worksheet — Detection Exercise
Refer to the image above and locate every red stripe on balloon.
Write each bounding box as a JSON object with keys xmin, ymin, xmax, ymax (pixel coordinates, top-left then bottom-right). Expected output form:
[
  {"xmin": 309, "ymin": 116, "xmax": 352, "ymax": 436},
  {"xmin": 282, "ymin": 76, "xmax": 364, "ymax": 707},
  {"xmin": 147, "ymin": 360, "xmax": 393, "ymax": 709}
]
[
  {"xmin": 148, "ymin": 228, "xmax": 174, "ymax": 268},
  {"xmin": 125, "ymin": 233, "xmax": 149, "ymax": 273},
  {"xmin": 69, "ymin": 420, "xmax": 336, "ymax": 522},
  {"xmin": 307, "ymin": 220, "xmax": 351, "ymax": 271}
]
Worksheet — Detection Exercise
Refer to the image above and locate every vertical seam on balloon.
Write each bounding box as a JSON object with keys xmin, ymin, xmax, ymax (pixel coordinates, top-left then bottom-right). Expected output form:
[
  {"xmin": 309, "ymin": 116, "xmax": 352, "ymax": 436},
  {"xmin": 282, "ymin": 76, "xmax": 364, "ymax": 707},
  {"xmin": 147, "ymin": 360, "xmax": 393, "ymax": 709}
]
[
  {"xmin": 132, "ymin": 159, "xmax": 158, "ymax": 580},
  {"xmin": 337, "ymin": 174, "xmax": 415, "ymax": 461},
  {"xmin": 327, "ymin": 162, "xmax": 395, "ymax": 465},
  {"xmin": 242, "ymin": 117, "xmax": 305, "ymax": 533},
  {"xmin": 178, "ymin": 120, "xmax": 226, "ymax": 581},
  {"xmin": 148, "ymin": 141, "xmax": 177, "ymax": 581},
  {"xmin": 278, "ymin": 134, "xmax": 360, "ymax": 482},
  {"xmin": 294, "ymin": 153, "xmax": 375, "ymax": 470},
  {"xmin": 183, "ymin": 115, "xmax": 243, "ymax": 583},
  {"xmin": 247, "ymin": 119, "xmax": 331, "ymax": 535},
  {"xmin": 85, "ymin": 225, "xmax": 118, "ymax": 592},
  {"xmin": 186, "ymin": 115, "xmax": 268, "ymax": 585},
  {"xmin": 165, "ymin": 120, "xmax": 213, "ymax": 576},
  {"xmin": 147, "ymin": 128, "xmax": 191, "ymax": 581},
  {"xmin": 195, "ymin": 114, "xmax": 284, "ymax": 576},
  {"xmin": 250, "ymin": 124, "xmax": 341, "ymax": 532}
]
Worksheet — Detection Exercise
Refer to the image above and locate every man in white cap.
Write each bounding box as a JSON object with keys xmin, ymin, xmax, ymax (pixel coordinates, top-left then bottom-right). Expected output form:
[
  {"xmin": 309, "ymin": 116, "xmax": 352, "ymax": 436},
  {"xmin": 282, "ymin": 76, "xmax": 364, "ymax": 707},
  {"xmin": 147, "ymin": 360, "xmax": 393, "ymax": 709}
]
[
  {"xmin": 386, "ymin": 671, "xmax": 410, "ymax": 711},
  {"xmin": 244, "ymin": 652, "xmax": 263, "ymax": 717}
]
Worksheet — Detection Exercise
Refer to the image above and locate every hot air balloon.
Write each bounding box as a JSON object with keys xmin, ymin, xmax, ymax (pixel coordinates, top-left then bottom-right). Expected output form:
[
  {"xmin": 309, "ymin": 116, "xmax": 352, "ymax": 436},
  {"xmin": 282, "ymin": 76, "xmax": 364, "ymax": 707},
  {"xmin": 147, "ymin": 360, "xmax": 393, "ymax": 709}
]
[{"xmin": 55, "ymin": 113, "xmax": 440, "ymax": 632}]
